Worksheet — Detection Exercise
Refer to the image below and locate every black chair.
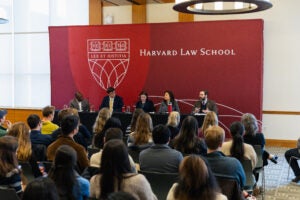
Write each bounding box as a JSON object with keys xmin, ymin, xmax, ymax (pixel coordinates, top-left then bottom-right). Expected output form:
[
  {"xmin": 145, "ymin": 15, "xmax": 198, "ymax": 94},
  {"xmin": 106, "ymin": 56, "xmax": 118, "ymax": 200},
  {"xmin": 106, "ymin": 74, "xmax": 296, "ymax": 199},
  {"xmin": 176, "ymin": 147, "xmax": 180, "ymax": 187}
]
[
  {"xmin": 139, "ymin": 170, "xmax": 178, "ymax": 200},
  {"xmin": 19, "ymin": 161, "xmax": 35, "ymax": 183},
  {"xmin": 0, "ymin": 188, "xmax": 20, "ymax": 200},
  {"xmin": 40, "ymin": 161, "xmax": 53, "ymax": 173},
  {"xmin": 127, "ymin": 148, "xmax": 141, "ymax": 163},
  {"xmin": 241, "ymin": 159, "xmax": 256, "ymax": 193},
  {"xmin": 32, "ymin": 144, "xmax": 47, "ymax": 161},
  {"xmin": 253, "ymin": 145, "xmax": 265, "ymax": 200},
  {"xmin": 87, "ymin": 146, "xmax": 100, "ymax": 159},
  {"xmin": 81, "ymin": 166, "xmax": 101, "ymax": 181},
  {"xmin": 214, "ymin": 174, "xmax": 244, "ymax": 200}
]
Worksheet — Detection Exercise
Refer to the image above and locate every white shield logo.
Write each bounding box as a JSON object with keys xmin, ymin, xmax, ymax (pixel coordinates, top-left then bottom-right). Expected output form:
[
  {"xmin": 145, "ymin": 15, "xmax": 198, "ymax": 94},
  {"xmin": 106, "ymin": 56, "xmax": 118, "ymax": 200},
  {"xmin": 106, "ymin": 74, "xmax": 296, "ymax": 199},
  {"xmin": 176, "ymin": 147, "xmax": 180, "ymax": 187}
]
[{"xmin": 87, "ymin": 38, "xmax": 130, "ymax": 90}]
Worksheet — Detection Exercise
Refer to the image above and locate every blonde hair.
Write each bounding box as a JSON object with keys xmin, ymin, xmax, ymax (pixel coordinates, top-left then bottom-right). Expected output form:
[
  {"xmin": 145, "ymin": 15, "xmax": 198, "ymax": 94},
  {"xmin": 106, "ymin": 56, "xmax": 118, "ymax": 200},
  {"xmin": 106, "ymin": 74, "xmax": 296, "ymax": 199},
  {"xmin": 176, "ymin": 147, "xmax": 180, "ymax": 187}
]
[
  {"xmin": 133, "ymin": 113, "xmax": 153, "ymax": 145},
  {"xmin": 201, "ymin": 111, "xmax": 218, "ymax": 136},
  {"xmin": 93, "ymin": 108, "xmax": 111, "ymax": 135},
  {"xmin": 204, "ymin": 125, "xmax": 225, "ymax": 150},
  {"xmin": 167, "ymin": 111, "xmax": 180, "ymax": 127},
  {"xmin": 7, "ymin": 122, "xmax": 32, "ymax": 161}
]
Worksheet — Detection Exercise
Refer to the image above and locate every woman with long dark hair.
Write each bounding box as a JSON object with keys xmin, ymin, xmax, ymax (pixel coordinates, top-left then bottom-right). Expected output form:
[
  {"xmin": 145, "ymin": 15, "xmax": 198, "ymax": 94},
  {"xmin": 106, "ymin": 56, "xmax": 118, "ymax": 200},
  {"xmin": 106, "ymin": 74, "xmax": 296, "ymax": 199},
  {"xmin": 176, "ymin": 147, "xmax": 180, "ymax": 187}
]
[
  {"xmin": 221, "ymin": 121, "xmax": 257, "ymax": 169},
  {"xmin": 48, "ymin": 145, "xmax": 89, "ymax": 200},
  {"xmin": 170, "ymin": 116, "xmax": 206, "ymax": 156},
  {"xmin": 90, "ymin": 139, "xmax": 157, "ymax": 200},
  {"xmin": 22, "ymin": 177, "xmax": 59, "ymax": 200},
  {"xmin": 158, "ymin": 90, "xmax": 180, "ymax": 113},
  {"xmin": 0, "ymin": 136, "xmax": 23, "ymax": 196},
  {"xmin": 167, "ymin": 155, "xmax": 227, "ymax": 200}
]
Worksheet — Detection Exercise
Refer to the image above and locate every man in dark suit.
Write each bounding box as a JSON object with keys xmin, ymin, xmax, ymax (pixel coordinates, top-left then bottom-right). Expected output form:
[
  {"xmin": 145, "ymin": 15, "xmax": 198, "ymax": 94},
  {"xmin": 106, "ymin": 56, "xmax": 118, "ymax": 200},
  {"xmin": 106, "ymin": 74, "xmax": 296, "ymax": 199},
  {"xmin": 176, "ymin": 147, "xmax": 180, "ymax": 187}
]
[
  {"xmin": 99, "ymin": 87, "xmax": 124, "ymax": 112},
  {"xmin": 192, "ymin": 90, "xmax": 209, "ymax": 114}
]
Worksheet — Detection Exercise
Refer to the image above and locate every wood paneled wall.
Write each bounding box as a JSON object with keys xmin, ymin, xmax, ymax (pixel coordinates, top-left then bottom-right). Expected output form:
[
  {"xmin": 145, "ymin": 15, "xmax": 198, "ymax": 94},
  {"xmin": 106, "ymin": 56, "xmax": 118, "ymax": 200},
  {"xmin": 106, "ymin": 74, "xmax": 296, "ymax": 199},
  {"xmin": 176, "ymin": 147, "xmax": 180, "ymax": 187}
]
[
  {"xmin": 89, "ymin": 0, "xmax": 103, "ymax": 25},
  {"xmin": 5, "ymin": 109, "xmax": 42, "ymax": 126}
]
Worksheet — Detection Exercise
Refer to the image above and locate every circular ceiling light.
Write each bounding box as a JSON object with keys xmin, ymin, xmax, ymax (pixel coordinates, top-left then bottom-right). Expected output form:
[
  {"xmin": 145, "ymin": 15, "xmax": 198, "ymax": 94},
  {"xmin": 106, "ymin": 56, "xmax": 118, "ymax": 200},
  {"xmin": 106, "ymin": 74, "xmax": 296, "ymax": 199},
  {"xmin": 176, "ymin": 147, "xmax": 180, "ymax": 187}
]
[{"xmin": 173, "ymin": 0, "xmax": 273, "ymax": 15}]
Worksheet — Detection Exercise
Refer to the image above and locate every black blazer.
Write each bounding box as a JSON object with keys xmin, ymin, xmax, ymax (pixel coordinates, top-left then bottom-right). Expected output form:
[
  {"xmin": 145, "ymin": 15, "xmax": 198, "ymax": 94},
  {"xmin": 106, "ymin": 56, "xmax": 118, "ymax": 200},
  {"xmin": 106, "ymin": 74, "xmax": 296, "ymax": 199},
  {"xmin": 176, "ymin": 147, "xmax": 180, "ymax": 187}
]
[
  {"xmin": 135, "ymin": 100, "xmax": 155, "ymax": 112},
  {"xmin": 99, "ymin": 95, "xmax": 124, "ymax": 112}
]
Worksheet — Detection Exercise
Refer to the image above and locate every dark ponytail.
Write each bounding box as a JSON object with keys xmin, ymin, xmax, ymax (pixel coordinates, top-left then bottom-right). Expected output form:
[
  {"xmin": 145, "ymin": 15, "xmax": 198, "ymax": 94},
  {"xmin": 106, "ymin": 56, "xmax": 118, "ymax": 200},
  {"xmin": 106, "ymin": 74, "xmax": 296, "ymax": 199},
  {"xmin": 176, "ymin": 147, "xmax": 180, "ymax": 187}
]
[{"xmin": 229, "ymin": 121, "xmax": 245, "ymax": 161}]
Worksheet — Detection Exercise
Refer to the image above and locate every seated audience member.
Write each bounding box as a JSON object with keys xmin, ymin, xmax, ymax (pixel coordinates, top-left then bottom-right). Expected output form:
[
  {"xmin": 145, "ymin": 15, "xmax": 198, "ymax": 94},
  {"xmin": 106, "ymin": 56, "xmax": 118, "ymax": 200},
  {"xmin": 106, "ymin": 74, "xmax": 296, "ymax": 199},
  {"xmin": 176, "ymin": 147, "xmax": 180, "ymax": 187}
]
[
  {"xmin": 158, "ymin": 90, "xmax": 180, "ymax": 113},
  {"xmin": 166, "ymin": 111, "xmax": 180, "ymax": 139},
  {"xmin": 192, "ymin": 90, "xmax": 209, "ymax": 114},
  {"xmin": 27, "ymin": 114, "xmax": 53, "ymax": 147},
  {"xmin": 135, "ymin": 91, "xmax": 155, "ymax": 113},
  {"xmin": 0, "ymin": 109, "xmax": 11, "ymax": 137},
  {"xmin": 92, "ymin": 107, "xmax": 111, "ymax": 147},
  {"xmin": 48, "ymin": 145, "xmax": 90, "ymax": 200},
  {"xmin": 221, "ymin": 121, "xmax": 257, "ymax": 169},
  {"xmin": 170, "ymin": 116, "xmax": 207, "ymax": 156},
  {"xmin": 126, "ymin": 108, "xmax": 144, "ymax": 135},
  {"xmin": 107, "ymin": 191, "xmax": 137, "ymax": 200},
  {"xmin": 285, "ymin": 138, "xmax": 300, "ymax": 183},
  {"xmin": 127, "ymin": 113, "xmax": 153, "ymax": 149},
  {"xmin": 7, "ymin": 122, "xmax": 42, "ymax": 178},
  {"xmin": 167, "ymin": 155, "xmax": 227, "ymax": 200},
  {"xmin": 27, "ymin": 114, "xmax": 53, "ymax": 161},
  {"xmin": 94, "ymin": 117, "xmax": 123, "ymax": 149},
  {"xmin": 99, "ymin": 87, "xmax": 124, "ymax": 112},
  {"xmin": 89, "ymin": 139, "xmax": 157, "ymax": 200},
  {"xmin": 47, "ymin": 115, "xmax": 89, "ymax": 174},
  {"xmin": 200, "ymin": 111, "xmax": 218, "ymax": 138},
  {"xmin": 22, "ymin": 177, "xmax": 59, "ymax": 200},
  {"xmin": 51, "ymin": 108, "xmax": 92, "ymax": 149},
  {"xmin": 69, "ymin": 91, "xmax": 90, "ymax": 112},
  {"xmin": 41, "ymin": 105, "xmax": 59, "ymax": 134},
  {"xmin": 139, "ymin": 124, "xmax": 183, "ymax": 173},
  {"xmin": 89, "ymin": 128, "xmax": 136, "ymax": 173},
  {"xmin": 204, "ymin": 125, "xmax": 246, "ymax": 189},
  {"xmin": 241, "ymin": 113, "xmax": 278, "ymax": 165},
  {"xmin": 0, "ymin": 136, "xmax": 22, "ymax": 196}
]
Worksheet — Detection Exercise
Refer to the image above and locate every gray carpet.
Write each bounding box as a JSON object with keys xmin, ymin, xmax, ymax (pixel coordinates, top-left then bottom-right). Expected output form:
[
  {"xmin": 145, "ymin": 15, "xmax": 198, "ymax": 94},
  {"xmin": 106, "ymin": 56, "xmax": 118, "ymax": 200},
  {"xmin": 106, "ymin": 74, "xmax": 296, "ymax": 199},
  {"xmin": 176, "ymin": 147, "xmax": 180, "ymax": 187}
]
[{"xmin": 256, "ymin": 146, "xmax": 300, "ymax": 200}]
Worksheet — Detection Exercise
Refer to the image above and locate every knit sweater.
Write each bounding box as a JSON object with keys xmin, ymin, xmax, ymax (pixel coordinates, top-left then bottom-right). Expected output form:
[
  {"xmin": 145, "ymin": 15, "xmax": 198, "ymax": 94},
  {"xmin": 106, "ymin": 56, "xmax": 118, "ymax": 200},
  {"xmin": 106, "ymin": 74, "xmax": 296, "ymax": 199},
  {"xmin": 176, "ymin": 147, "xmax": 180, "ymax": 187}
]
[{"xmin": 90, "ymin": 173, "xmax": 157, "ymax": 200}]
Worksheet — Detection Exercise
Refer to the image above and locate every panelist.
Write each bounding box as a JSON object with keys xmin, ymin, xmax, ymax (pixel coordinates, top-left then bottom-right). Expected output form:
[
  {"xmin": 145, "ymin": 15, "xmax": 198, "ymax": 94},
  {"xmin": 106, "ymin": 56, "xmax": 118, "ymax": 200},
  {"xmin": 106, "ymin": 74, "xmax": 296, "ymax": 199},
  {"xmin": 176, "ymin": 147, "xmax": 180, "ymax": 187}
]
[
  {"xmin": 135, "ymin": 91, "xmax": 155, "ymax": 113},
  {"xmin": 99, "ymin": 87, "xmax": 124, "ymax": 112},
  {"xmin": 69, "ymin": 91, "xmax": 90, "ymax": 112},
  {"xmin": 192, "ymin": 90, "xmax": 209, "ymax": 114},
  {"xmin": 158, "ymin": 90, "xmax": 180, "ymax": 113}
]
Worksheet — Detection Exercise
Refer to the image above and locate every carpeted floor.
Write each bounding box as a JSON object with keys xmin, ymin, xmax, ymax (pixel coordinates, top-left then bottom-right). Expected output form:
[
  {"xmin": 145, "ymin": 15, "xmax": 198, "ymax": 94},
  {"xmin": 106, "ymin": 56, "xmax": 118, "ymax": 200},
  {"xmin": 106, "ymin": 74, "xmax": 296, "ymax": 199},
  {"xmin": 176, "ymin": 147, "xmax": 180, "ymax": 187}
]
[{"xmin": 255, "ymin": 146, "xmax": 300, "ymax": 200}]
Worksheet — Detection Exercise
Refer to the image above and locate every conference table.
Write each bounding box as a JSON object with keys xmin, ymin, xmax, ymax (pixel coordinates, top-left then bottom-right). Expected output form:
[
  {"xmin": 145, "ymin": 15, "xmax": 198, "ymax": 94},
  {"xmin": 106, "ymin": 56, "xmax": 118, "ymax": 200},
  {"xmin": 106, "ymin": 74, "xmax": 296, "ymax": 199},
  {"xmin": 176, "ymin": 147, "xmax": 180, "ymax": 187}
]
[{"xmin": 54, "ymin": 111, "xmax": 205, "ymax": 134}]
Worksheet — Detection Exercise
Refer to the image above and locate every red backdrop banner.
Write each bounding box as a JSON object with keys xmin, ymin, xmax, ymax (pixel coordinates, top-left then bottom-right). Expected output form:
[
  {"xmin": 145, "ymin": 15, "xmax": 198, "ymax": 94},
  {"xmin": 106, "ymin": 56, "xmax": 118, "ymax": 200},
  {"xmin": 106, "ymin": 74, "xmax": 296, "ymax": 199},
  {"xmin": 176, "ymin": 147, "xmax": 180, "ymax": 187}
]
[{"xmin": 49, "ymin": 19, "xmax": 264, "ymax": 132}]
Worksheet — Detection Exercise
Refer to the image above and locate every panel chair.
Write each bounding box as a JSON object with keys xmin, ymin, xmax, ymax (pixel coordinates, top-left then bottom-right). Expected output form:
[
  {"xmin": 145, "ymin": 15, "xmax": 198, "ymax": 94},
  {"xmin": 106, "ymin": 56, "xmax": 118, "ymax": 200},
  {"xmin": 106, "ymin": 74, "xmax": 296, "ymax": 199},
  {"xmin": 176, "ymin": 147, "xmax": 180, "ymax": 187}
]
[
  {"xmin": 139, "ymin": 170, "xmax": 178, "ymax": 200},
  {"xmin": 0, "ymin": 188, "xmax": 20, "ymax": 200},
  {"xmin": 214, "ymin": 174, "xmax": 244, "ymax": 200},
  {"xmin": 253, "ymin": 145, "xmax": 265, "ymax": 200}
]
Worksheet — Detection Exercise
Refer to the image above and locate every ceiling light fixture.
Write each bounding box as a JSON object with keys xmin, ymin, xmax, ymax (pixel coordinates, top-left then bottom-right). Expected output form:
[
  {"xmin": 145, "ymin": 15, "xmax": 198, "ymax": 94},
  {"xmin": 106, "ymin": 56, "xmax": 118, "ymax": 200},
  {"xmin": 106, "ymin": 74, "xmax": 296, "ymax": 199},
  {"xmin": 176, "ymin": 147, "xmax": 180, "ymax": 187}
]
[{"xmin": 173, "ymin": 0, "xmax": 273, "ymax": 15}]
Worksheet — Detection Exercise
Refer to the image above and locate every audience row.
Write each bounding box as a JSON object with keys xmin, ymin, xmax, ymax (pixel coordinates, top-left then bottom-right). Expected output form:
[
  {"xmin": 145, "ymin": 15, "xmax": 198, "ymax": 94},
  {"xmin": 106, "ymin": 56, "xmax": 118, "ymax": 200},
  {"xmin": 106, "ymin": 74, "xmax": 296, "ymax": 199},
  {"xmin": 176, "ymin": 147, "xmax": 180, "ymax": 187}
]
[{"xmin": 0, "ymin": 107, "xmax": 277, "ymax": 200}]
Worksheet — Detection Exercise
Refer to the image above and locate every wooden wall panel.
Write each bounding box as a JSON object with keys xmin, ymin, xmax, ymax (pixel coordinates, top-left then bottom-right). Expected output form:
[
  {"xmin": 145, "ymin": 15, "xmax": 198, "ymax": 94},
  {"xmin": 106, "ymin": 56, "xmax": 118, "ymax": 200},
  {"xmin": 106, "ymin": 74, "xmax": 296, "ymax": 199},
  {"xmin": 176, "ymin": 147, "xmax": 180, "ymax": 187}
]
[
  {"xmin": 5, "ymin": 109, "xmax": 42, "ymax": 126},
  {"xmin": 89, "ymin": 0, "xmax": 103, "ymax": 25},
  {"xmin": 178, "ymin": 13, "xmax": 194, "ymax": 22},
  {"xmin": 132, "ymin": 0, "xmax": 146, "ymax": 24}
]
